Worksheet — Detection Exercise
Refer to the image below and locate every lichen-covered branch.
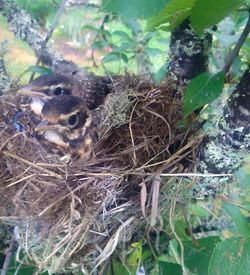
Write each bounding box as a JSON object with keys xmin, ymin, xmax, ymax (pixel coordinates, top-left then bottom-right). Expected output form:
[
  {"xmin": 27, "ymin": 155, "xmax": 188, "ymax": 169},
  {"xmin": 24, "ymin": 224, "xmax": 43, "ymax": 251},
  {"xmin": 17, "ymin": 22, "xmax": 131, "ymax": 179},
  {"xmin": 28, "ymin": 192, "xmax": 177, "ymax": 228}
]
[
  {"xmin": 0, "ymin": 41, "xmax": 11, "ymax": 94},
  {"xmin": 168, "ymin": 19, "xmax": 212, "ymax": 88},
  {"xmin": 0, "ymin": 0, "xmax": 78, "ymax": 72},
  {"xmin": 195, "ymin": 66, "xmax": 250, "ymax": 196}
]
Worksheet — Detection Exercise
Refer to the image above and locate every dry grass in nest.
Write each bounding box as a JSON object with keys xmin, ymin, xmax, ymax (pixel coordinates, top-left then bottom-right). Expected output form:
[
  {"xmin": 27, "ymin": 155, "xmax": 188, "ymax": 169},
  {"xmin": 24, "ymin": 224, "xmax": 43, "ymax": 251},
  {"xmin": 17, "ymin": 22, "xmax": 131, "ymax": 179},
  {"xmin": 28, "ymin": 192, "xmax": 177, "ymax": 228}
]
[{"xmin": 0, "ymin": 76, "xmax": 203, "ymax": 274}]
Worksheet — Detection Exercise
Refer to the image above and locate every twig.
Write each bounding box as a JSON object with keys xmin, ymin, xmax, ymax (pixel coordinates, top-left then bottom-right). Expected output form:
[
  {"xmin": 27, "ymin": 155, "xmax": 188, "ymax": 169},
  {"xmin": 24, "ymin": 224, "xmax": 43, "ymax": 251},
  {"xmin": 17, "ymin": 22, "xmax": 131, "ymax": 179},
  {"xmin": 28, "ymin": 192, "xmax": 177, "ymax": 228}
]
[
  {"xmin": 2, "ymin": 151, "xmax": 63, "ymax": 180},
  {"xmin": 178, "ymin": 202, "xmax": 200, "ymax": 247},
  {"xmin": 223, "ymin": 10, "xmax": 250, "ymax": 74},
  {"xmin": 29, "ymin": 0, "xmax": 68, "ymax": 82},
  {"xmin": 90, "ymin": 15, "xmax": 110, "ymax": 68},
  {"xmin": 1, "ymin": 236, "xmax": 16, "ymax": 275},
  {"xmin": 169, "ymin": 180, "xmax": 188, "ymax": 275}
]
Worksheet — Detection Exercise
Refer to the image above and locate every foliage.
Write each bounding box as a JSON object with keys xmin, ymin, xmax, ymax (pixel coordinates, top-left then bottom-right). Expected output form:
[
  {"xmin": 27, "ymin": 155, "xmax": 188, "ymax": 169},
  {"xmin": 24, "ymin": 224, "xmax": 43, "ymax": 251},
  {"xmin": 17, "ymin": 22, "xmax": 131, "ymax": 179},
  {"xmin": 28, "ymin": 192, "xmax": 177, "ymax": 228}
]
[
  {"xmin": 208, "ymin": 237, "xmax": 250, "ymax": 275},
  {"xmin": 15, "ymin": 0, "xmax": 62, "ymax": 26},
  {"xmin": 102, "ymin": 0, "xmax": 170, "ymax": 19},
  {"xmin": 102, "ymin": 0, "xmax": 244, "ymax": 35},
  {"xmin": 184, "ymin": 71, "xmax": 225, "ymax": 115}
]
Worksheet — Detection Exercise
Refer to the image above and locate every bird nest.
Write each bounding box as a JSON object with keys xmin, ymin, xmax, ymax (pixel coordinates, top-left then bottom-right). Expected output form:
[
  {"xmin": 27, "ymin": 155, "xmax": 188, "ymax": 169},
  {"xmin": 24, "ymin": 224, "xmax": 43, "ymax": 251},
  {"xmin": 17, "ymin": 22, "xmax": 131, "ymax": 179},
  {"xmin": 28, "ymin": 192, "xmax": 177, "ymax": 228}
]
[{"xmin": 0, "ymin": 76, "xmax": 202, "ymax": 274}]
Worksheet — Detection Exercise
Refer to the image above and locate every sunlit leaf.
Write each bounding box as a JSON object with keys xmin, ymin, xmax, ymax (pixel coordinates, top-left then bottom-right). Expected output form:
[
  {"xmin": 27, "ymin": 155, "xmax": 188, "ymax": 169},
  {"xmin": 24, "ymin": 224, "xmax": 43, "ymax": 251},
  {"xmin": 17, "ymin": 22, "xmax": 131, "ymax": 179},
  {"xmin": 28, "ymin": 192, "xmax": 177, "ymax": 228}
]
[
  {"xmin": 190, "ymin": 0, "xmax": 243, "ymax": 36},
  {"xmin": 174, "ymin": 219, "xmax": 191, "ymax": 241},
  {"xmin": 126, "ymin": 241, "xmax": 142, "ymax": 274},
  {"xmin": 235, "ymin": 158, "xmax": 250, "ymax": 189},
  {"xmin": 102, "ymin": 0, "xmax": 170, "ymax": 19},
  {"xmin": 223, "ymin": 202, "xmax": 250, "ymax": 236},
  {"xmin": 153, "ymin": 63, "xmax": 168, "ymax": 83},
  {"xmin": 112, "ymin": 31, "xmax": 133, "ymax": 42},
  {"xmin": 208, "ymin": 237, "xmax": 250, "ymax": 275},
  {"xmin": 145, "ymin": 47, "xmax": 163, "ymax": 56},
  {"xmin": 147, "ymin": 0, "xmax": 195, "ymax": 31},
  {"xmin": 23, "ymin": 65, "xmax": 51, "ymax": 76},
  {"xmin": 18, "ymin": 66, "xmax": 52, "ymax": 81},
  {"xmin": 183, "ymin": 237, "xmax": 221, "ymax": 275},
  {"xmin": 83, "ymin": 25, "xmax": 111, "ymax": 39},
  {"xmin": 103, "ymin": 52, "xmax": 128, "ymax": 63},
  {"xmin": 92, "ymin": 40, "xmax": 110, "ymax": 50},
  {"xmin": 184, "ymin": 71, "xmax": 225, "ymax": 116}
]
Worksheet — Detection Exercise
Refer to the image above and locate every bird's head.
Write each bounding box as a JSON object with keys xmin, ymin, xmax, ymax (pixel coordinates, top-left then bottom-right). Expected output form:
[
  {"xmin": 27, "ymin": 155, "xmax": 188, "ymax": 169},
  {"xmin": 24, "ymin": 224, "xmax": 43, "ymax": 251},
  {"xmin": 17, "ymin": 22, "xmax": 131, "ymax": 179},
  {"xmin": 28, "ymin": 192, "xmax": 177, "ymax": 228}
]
[
  {"xmin": 35, "ymin": 95, "xmax": 97, "ymax": 160},
  {"xmin": 18, "ymin": 73, "xmax": 81, "ymax": 117}
]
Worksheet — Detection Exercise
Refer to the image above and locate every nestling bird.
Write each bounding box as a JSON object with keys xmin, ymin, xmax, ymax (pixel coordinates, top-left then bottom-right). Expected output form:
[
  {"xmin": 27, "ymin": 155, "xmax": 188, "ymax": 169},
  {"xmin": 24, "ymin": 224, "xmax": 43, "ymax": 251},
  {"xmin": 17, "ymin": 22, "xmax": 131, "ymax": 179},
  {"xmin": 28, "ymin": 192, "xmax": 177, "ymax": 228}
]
[
  {"xmin": 18, "ymin": 72, "xmax": 111, "ymax": 117},
  {"xmin": 35, "ymin": 95, "xmax": 98, "ymax": 159}
]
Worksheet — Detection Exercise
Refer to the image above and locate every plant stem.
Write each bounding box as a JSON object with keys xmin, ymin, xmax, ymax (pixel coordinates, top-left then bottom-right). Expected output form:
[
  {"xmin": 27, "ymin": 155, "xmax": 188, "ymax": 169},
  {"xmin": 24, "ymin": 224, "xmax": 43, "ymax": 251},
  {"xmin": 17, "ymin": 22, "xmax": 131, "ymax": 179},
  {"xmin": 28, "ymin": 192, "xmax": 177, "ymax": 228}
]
[
  {"xmin": 29, "ymin": 0, "xmax": 68, "ymax": 82},
  {"xmin": 1, "ymin": 236, "xmax": 16, "ymax": 275},
  {"xmin": 223, "ymin": 11, "xmax": 250, "ymax": 74}
]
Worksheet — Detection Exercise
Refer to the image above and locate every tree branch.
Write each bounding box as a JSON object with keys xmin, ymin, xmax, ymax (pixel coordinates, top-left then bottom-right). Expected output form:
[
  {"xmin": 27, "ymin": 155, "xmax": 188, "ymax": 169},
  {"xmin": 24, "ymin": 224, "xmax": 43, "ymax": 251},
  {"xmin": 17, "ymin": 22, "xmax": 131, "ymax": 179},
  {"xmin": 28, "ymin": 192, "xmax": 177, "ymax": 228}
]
[
  {"xmin": 1, "ymin": 236, "xmax": 16, "ymax": 275},
  {"xmin": 195, "ymin": 65, "xmax": 250, "ymax": 197},
  {"xmin": 168, "ymin": 19, "xmax": 212, "ymax": 89},
  {"xmin": 30, "ymin": 0, "xmax": 68, "ymax": 81},
  {"xmin": 0, "ymin": 0, "xmax": 79, "ymax": 73},
  {"xmin": 223, "ymin": 11, "xmax": 250, "ymax": 74},
  {"xmin": 0, "ymin": 40, "xmax": 11, "ymax": 94}
]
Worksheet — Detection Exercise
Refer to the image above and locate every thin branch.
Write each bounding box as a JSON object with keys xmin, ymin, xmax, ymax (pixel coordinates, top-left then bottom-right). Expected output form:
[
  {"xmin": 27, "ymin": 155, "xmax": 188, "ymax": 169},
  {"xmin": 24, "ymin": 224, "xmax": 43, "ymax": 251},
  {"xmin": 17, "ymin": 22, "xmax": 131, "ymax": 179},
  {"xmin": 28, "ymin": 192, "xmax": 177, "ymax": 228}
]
[
  {"xmin": 0, "ymin": 0, "xmax": 76, "ymax": 71},
  {"xmin": 90, "ymin": 15, "xmax": 109, "ymax": 68},
  {"xmin": 1, "ymin": 236, "xmax": 16, "ymax": 275},
  {"xmin": 29, "ymin": 0, "xmax": 68, "ymax": 81},
  {"xmin": 0, "ymin": 40, "xmax": 11, "ymax": 94},
  {"xmin": 223, "ymin": 10, "xmax": 250, "ymax": 74}
]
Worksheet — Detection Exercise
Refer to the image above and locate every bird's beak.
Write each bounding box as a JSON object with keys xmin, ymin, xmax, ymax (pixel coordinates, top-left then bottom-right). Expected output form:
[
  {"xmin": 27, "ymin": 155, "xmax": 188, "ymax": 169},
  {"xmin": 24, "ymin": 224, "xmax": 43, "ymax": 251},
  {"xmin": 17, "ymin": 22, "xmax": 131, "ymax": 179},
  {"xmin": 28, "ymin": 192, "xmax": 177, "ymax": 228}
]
[
  {"xmin": 18, "ymin": 86, "xmax": 51, "ymax": 99},
  {"xmin": 35, "ymin": 120, "xmax": 49, "ymax": 132},
  {"xmin": 35, "ymin": 120, "xmax": 68, "ymax": 132}
]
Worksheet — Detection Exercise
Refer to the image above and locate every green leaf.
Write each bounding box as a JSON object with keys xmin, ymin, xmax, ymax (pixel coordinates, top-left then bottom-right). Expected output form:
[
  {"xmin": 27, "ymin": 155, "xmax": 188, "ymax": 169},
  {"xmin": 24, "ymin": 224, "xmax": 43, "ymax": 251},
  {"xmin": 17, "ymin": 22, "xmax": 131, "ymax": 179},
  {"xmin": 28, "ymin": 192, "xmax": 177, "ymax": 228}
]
[
  {"xmin": 126, "ymin": 241, "xmax": 142, "ymax": 274},
  {"xmin": 112, "ymin": 260, "xmax": 130, "ymax": 275},
  {"xmin": 223, "ymin": 202, "xmax": 250, "ymax": 236},
  {"xmin": 113, "ymin": 31, "xmax": 133, "ymax": 42},
  {"xmin": 188, "ymin": 202, "xmax": 210, "ymax": 218},
  {"xmin": 102, "ymin": 0, "xmax": 170, "ymax": 19},
  {"xmin": 113, "ymin": 42, "xmax": 134, "ymax": 52},
  {"xmin": 153, "ymin": 63, "xmax": 169, "ymax": 83},
  {"xmin": 147, "ymin": 0, "xmax": 195, "ymax": 32},
  {"xmin": 208, "ymin": 236, "xmax": 250, "ymax": 275},
  {"xmin": 23, "ymin": 65, "xmax": 51, "ymax": 75},
  {"xmin": 174, "ymin": 219, "xmax": 191, "ymax": 241},
  {"xmin": 92, "ymin": 40, "xmax": 110, "ymax": 50},
  {"xmin": 183, "ymin": 237, "xmax": 221, "ymax": 275},
  {"xmin": 103, "ymin": 52, "xmax": 128, "ymax": 63},
  {"xmin": 18, "ymin": 66, "xmax": 52, "ymax": 81},
  {"xmin": 112, "ymin": 242, "xmax": 142, "ymax": 275},
  {"xmin": 83, "ymin": 25, "xmax": 111, "ymax": 39},
  {"xmin": 190, "ymin": 0, "xmax": 243, "ymax": 36},
  {"xmin": 235, "ymin": 158, "xmax": 250, "ymax": 189},
  {"xmin": 184, "ymin": 71, "xmax": 225, "ymax": 116},
  {"xmin": 158, "ymin": 261, "xmax": 182, "ymax": 275},
  {"xmin": 145, "ymin": 47, "xmax": 163, "ymax": 56}
]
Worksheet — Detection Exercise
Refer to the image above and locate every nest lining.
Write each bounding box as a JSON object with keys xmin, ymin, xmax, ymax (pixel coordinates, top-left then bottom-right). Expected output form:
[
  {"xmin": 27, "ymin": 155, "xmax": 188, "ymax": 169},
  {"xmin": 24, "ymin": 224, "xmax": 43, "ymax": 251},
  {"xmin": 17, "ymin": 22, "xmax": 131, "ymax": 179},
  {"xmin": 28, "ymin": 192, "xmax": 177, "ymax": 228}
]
[{"xmin": 0, "ymin": 76, "xmax": 202, "ymax": 274}]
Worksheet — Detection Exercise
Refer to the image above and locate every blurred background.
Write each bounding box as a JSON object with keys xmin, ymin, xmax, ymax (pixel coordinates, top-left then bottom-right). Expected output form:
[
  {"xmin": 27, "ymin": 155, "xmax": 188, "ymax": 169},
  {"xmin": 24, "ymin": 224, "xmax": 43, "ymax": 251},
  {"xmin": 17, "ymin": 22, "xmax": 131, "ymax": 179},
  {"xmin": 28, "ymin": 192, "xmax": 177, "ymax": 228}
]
[
  {"xmin": 1, "ymin": 0, "xmax": 169, "ymax": 83},
  {"xmin": 1, "ymin": 0, "xmax": 249, "ymax": 84}
]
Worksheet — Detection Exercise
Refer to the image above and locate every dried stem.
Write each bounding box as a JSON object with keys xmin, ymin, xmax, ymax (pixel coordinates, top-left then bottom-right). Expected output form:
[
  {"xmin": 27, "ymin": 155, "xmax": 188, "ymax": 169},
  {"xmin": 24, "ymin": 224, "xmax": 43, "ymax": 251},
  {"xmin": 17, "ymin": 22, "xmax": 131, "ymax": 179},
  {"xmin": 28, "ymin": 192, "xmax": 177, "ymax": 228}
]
[{"xmin": 1, "ymin": 236, "xmax": 16, "ymax": 275}]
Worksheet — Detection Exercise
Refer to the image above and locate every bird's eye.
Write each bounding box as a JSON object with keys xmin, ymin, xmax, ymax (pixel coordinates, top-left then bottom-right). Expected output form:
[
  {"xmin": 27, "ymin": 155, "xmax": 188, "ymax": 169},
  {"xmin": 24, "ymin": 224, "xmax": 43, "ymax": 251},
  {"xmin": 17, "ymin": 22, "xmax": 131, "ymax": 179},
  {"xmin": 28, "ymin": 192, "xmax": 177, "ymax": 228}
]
[
  {"xmin": 68, "ymin": 114, "xmax": 78, "ymax": 127},
  {"xmin": 54, "ymin": 87, "xmax": 63, "ymax": 96}
]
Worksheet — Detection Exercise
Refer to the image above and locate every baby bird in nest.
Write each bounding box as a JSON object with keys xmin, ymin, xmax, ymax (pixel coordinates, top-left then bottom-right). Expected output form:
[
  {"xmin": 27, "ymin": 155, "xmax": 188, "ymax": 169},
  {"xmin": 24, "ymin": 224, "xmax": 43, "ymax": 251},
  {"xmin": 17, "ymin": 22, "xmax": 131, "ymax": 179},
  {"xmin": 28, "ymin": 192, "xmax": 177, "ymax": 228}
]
[
  {"xmin": 18, "ymin": 72, "xmax": 111, "ymax": 117},
  {"xmin": 35, "ymin": 95, "xmax": 97, "ymax": 160}
]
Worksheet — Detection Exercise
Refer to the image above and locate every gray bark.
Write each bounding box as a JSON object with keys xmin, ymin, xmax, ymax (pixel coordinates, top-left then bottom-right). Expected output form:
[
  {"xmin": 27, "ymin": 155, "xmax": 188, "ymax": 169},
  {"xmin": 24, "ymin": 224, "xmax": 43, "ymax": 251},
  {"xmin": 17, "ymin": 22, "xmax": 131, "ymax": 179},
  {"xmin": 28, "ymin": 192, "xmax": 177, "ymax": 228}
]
[
  {"xmin": 195, "ymin": 67, "xmax": 250, "ymax": 197},
  {"xmin": 0, "ymin": 41, "xmax": 11, "ymax": 94},
  {"xmin": 0, "ymin": 0, "xmax": 79, "ymax": 73}
]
